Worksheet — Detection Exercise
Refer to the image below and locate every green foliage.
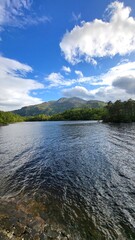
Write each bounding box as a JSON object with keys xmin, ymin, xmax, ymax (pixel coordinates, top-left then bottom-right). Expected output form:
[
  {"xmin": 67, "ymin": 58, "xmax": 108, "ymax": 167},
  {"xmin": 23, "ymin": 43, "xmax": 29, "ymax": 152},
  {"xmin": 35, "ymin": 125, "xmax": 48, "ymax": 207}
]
[
  {"xmin": 24, "ymin": 108, "xmax": 106, "ymax": 121},
  {"xmin": 49, "ymin": 108, "xmax": 107, "ymax": 121},
  {"xmin": 0, "ymin": 111, "xmax": 23, "ymax": 125},
  {"xmin": 0, "ymin": 108, "xmax": 107, "ymax": 124},
  {"xmin": 25, "ymin": 114, "xmax": 49, "ymax": 121},
  {"xmin": 103, "ymin": 99, "xmax": 135, "ymax": 123}
]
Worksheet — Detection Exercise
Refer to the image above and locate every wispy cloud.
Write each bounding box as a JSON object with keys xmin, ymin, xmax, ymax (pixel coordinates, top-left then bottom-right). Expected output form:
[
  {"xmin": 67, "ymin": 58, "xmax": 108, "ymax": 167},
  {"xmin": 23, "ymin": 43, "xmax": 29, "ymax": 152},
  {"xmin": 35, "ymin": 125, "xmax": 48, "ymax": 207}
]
[
  {"xmin": 62, "ymin": 66, "xmax": 71, "ymax": 74},
  {"xmin": 75, "ymin": 70, "xmax": 83, "ymax": 78},
  {"xmin": 45, "ymin": 72, "xmax": 75, "ymax": 88},
  {"xmin": 60, "ymin": 1, "xmax": 135, "ymax": 64},
  {"xmin": 0, "ymin": 56, "xmax": 44, "ymax": 111},
  {"xmin": 0, "ymin": 0, "xmax": 50, "ymax": 30},
  {"xmin": 72, "ymin": 12, "xmax": 81, "ymax": 22}
]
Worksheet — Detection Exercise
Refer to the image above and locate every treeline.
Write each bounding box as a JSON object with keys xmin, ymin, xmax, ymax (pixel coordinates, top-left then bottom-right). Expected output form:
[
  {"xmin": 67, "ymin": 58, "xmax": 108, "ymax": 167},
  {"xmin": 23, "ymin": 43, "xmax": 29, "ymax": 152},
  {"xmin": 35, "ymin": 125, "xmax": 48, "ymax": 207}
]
[
  {"xmin": 103, "ymin": 99, "xmax": 135, "ymax": 123},
  {"xmin": 25, "ymin": 114, "xmax": 49, "ymax": 121},
  {"xmin": 0, "ymin": 111, "xmax": 23, "ymax": 125},
  {"xmin": 0, "ymin": 108, "xmax": 106, "ymax": 125},
  {"xmin": 49, "ymin": 108, "xmax": 107, "ymax": 121},
  {"xmin": 25, "ymin": 108, "xmax": 107, "ymax": 121}
]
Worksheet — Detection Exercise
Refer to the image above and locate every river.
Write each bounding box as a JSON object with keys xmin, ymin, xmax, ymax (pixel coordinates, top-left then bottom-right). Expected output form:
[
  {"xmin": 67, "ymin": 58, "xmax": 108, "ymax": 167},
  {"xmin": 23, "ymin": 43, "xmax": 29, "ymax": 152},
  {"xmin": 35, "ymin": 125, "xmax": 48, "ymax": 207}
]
[{"xmin": 0, "ymin": 121, "xmax": 135, "ymax": 239}]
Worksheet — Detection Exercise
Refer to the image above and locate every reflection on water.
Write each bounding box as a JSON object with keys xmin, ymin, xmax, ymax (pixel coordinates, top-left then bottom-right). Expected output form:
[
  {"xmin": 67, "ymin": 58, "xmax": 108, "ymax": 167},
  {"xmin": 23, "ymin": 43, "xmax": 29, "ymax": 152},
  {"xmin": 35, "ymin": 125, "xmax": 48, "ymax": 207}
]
[{"xmin": 0, "ymin": 121, "xmax": 135, "ymax": 239}]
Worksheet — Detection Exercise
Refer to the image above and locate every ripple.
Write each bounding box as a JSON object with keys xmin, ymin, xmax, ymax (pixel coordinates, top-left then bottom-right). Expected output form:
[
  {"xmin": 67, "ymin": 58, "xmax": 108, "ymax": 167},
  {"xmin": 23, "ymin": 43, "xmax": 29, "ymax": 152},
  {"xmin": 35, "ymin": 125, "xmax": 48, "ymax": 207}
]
[{"xmin": 0, "ymin": 122, "xmax": 135, "ymax": 239}]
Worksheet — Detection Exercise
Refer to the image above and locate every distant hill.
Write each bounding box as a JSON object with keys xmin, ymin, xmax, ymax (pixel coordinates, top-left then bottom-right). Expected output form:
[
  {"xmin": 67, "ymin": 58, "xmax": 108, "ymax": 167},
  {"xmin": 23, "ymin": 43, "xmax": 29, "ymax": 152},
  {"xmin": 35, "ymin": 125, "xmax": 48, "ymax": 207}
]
[{"xmin": 13, "ymin": 97, "xmax": 106, "ymax": 116}]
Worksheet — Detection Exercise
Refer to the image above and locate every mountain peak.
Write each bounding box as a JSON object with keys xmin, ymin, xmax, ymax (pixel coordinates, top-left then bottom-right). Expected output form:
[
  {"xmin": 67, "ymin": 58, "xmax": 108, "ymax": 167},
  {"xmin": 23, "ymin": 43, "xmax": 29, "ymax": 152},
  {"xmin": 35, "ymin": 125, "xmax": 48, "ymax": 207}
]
[
  {"xmin": 57, "ymin": 98, "xmax": 67, "ymax": 103},
  {"xmin": 13, "ymin": 98, "xmax": 106, "ymax": 116}
]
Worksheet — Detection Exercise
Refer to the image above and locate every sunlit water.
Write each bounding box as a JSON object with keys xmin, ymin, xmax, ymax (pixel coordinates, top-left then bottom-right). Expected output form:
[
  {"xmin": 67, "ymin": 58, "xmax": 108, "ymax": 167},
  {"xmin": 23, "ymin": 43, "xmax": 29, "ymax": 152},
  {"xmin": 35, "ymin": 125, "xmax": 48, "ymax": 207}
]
[{"xmin": 0, "ymin": 121, "xmax": 135, "ymax": 239}]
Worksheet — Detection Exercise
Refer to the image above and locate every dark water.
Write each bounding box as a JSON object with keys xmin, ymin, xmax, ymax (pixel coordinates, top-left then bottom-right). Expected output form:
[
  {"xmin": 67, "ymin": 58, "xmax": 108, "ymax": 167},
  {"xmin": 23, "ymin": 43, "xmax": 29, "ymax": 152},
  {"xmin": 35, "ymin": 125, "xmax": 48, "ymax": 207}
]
[{"xmin": 0, "ymin": 121, "xmax": 135, "ymax": 239}]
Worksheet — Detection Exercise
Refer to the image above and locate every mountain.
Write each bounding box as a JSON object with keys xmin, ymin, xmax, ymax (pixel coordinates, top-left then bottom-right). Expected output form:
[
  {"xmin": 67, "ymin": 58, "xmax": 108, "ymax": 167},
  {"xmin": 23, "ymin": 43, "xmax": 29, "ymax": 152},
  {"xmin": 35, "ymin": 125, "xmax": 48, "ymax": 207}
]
[{"xmin": 13, "ymin": 97, "xmax": 106, "ymax": 116}]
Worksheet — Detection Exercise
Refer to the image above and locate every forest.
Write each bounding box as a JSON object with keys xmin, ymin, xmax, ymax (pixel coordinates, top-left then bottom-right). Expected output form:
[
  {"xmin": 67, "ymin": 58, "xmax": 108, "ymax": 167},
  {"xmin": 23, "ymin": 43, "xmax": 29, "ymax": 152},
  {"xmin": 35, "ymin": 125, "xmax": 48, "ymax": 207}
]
[{"xmin": 103, "ymin": 99, "xmax": 135, "ymax": 123}]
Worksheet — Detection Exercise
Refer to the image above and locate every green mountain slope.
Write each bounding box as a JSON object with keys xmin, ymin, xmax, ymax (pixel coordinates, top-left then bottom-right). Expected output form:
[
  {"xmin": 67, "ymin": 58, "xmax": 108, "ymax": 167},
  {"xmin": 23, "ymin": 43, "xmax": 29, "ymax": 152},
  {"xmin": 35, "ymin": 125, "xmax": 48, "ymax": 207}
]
[{"xmin": 13, "ymin": 97, "xmax": 106, "ymax": 116}]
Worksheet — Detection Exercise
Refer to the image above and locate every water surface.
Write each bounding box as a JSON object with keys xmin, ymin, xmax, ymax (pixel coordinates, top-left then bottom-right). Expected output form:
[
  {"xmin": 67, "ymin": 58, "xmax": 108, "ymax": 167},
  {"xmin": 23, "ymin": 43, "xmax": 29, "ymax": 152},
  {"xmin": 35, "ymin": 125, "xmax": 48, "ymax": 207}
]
[{"xmin": 0, "ymin": 121, "xmax": 135, "ymax": 239}]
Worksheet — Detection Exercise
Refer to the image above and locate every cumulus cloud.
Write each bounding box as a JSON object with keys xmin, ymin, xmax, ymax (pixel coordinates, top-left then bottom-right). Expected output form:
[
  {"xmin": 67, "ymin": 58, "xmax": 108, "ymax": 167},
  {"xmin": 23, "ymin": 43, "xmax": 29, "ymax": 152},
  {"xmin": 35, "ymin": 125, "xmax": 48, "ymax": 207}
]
[
  {"xmin": 74, "ymin": 61, "xmax": 135, "ymax": 87},
  {"xmin": 113, "ymin": 76, "xmax": 135, "ymax": 94},
  {"xmin": 62, "ymin": 66, "xmax": 71, "ymax": 73},
  {"xmin": 97, "ymin": 61, "xmax": 135, "ymax": 86},
  {"xmin": 45, "ymin": 60, "xmax": 135, "ymax": 99},
  {"xmin": 62, "ymin": 85, "xmax": 134, "ymax": 102},
  {"xmin": 0, "ymin": 56, "xmax": 44, "ymax": 111},
  {"xmin": 91, "ymin": 86, "xmax": 132, "ymax": 102},
  {"xmin": 62, "ymin": 86, "xmax": 94, "ymax": 100},
  {"xmin": 44, "ymin": 60, "xmax": 135, "ymax": 101},
  {"xmin": 0, "ymin": 0, "xmax": 49, "ymax": 30},
  {"xmin": 60, "ymin": 1, "xmax": 135, "ymax": 64},
  {"xmin": 62, "ymin": 61, "xmax": 135, "ymax": 101}
]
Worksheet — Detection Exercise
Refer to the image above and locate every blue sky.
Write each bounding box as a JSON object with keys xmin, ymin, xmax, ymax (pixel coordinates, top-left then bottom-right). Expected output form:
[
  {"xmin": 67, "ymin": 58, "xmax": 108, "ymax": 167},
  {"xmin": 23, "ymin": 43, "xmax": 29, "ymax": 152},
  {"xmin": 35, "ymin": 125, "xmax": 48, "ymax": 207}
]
[{"xmin": 0, "ymin": 0, "xmax": 135, "ymax": 110}]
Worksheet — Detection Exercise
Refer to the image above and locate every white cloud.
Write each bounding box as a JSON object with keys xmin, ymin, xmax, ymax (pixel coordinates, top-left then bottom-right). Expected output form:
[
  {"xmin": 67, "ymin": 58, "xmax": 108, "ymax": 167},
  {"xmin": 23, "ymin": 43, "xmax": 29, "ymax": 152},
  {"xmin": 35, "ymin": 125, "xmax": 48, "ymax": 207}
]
[
  {"xmin": 0, "ymin": 0, "xmax": 49, "ymax": 30},
  {"xmin": 69, "ymin": 61, "xmax": 135, "ymax": 87},
  {"xmin": 62, "ymin": 85, "xmax": 135, "ymax": 102},
  {"xmin": 75, "ymin": 70, "xmax": 83, "ymax": 78},
  {"xmin": 47, "ymin": 61, "xmax": 135, "ymax": 91},
  {"xmin": 62, "ymin": 61, "xmax": 135, "ymax": 101},
  {"xmin": 113, "ymin": 76, "xmax": 135, "ymax": 94},
  {"xmin": 62, "ymin": 86, "xmax": 94, "ymax": 100},
  {"xmin": 44, "ymin": 60, "xmax": 135, "ymax": 102},
  {"xmin": 0, "ymin": 55, "xmax": 32, "ymax": 75},
  {"xmin": 97, "ymin": 61, "xmax": 135, "ymax": 86},
  {"xmin": 60, "ymin": 1, "xmax": 135, "ymax": 64},
  {"xmin": 0, "ymin": 56, "xmax": 44, "ymax": 111},
  {"xmin": 45, "ymin": 72, "xmax": 75, "ymax": 88},
  {"xmin": 62, "ymin": 66, "xmax": 71, "ymax": 73},
  {"xmin": 92, "ymin": 86, "xmax": 134, "ymax": 102}
]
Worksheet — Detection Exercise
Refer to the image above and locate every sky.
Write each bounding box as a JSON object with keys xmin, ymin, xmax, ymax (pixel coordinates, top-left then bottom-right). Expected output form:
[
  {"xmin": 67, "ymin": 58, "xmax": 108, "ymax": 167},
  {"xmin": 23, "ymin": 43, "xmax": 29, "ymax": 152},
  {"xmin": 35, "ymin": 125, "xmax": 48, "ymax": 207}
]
[{"xmin": 0, "ymin": 0, "xmax": 135, "ymax": 111}]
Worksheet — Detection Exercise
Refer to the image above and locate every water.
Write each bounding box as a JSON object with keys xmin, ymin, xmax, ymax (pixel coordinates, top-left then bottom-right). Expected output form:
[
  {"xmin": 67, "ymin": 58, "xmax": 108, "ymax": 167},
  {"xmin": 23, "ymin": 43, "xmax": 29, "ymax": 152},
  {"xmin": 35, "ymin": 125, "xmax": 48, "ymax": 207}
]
[{"xmin": 0, "ymin": 121, "xmax": 135, "ymax": 239}]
